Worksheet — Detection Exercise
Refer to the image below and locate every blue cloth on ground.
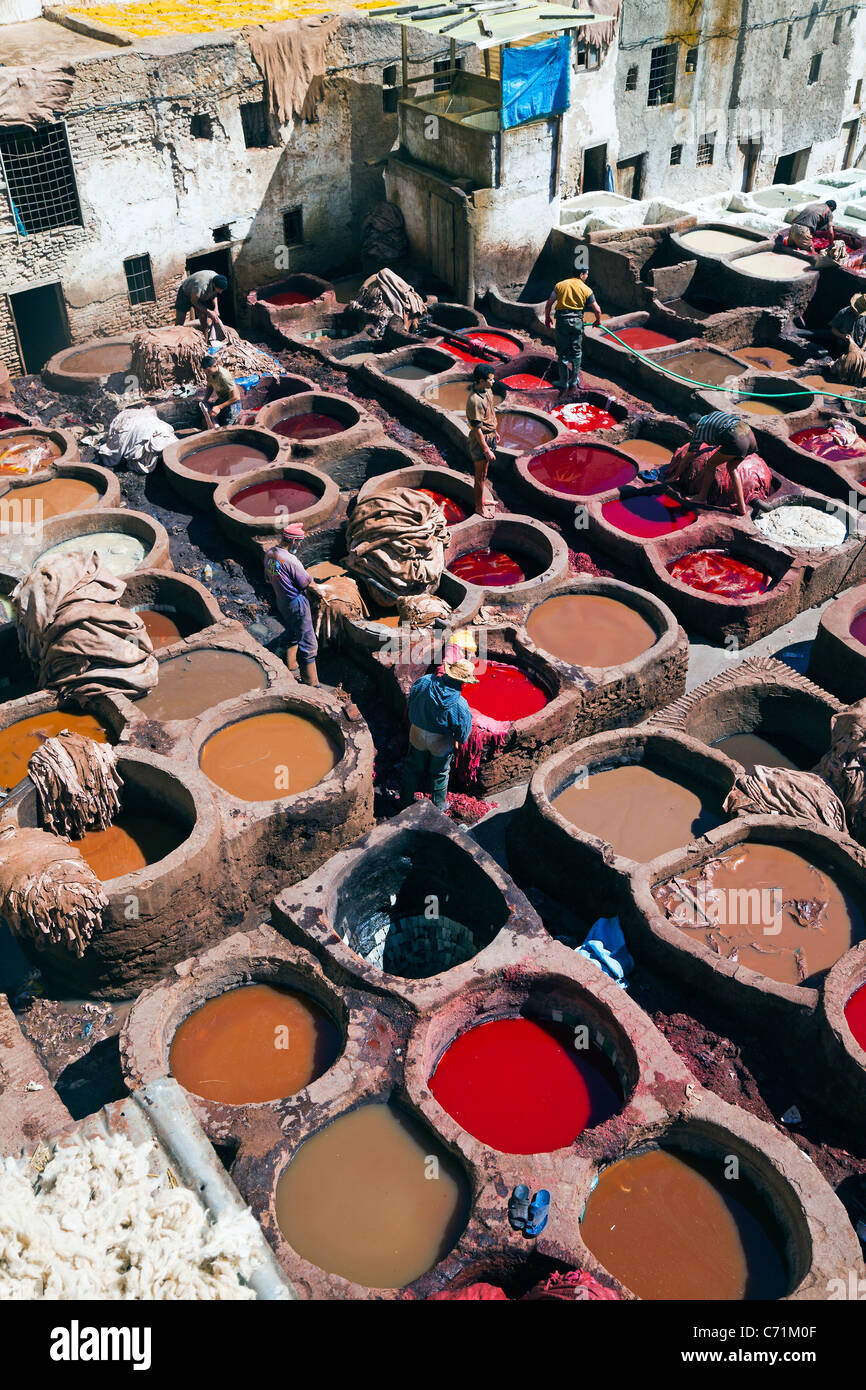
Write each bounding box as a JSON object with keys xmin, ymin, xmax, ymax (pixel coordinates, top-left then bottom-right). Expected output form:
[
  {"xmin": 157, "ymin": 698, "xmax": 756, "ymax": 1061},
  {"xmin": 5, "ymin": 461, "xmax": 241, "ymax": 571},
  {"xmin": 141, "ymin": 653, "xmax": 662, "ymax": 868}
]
[
  {"xmin": 501, "ymin": 36, "xmax": 570, "ymax": 130},
  {"xmin": 407, "ymin": 673, "xmax": 473, "ymax": 744},
  {"xmin": 576, "ymin": 916, "xmax": 634, "ymax": 987}
]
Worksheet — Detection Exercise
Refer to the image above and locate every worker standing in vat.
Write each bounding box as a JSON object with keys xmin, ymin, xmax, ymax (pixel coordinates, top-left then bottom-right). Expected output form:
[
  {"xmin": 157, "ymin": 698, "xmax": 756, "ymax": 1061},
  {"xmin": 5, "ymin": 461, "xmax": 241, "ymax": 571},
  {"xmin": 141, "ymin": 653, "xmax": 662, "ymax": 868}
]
[
  {"xmin": 264, "ymin": 524, "xmax": 322, "ymax": 686},
  {"xmin": 400, "ymin": 658, "xmax": 478, "ymax": 813},
  {"xmin": 544, "ymin": 267, "xmax": 602, "ymax": 395},
  {"xmin": 174, "ymin": 269, "xmax": 229, "ymax": 335},
  {"xmin": 667, "ymin": 412, "xmax": 757, "ymax": 517},
  {"xmin": 466, "ymin": 364, "xmax": 500, "ymax": 519},
  {"xmin": 787, "ymin": 199, "xmax": 837, "ymax": 254}
]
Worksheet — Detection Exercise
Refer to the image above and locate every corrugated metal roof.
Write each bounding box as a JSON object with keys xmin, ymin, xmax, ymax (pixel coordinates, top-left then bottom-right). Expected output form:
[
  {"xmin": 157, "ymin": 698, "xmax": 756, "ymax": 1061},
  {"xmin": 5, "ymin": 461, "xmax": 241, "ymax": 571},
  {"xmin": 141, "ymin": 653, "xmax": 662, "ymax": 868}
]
[{"xmin": 359, "ymin": 0, "xmax": 597, "ymax": 50}]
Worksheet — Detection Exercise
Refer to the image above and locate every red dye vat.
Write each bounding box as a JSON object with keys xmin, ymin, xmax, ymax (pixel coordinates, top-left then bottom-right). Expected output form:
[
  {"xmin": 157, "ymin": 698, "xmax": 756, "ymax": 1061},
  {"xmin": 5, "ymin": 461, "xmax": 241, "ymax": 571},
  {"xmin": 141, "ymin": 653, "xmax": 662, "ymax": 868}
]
[
  {"xmin": 614, "ymin": 326, "xmax": 678, "ymax": 351},
  {"xmin": 462, "ymin": 331, "xmax": 521, "ymax": 358},
  {"xmin": 416, "ymin": 487, "xmax": 469, "ymax": 526},
  {"xmin": 230, "ymin": 479, "xmax": 320, "ymax": 517},
  {"xmin": 601, "ymin": 492, "xmax": 697, "ymax": 538},
  {"xmin": 450, "ymin": 548, "xmax": 526, "ymax": 586},
  {"xmin": 429, "ymin": 1017, "xmax": 622, "ymax": 1153},
  {"xmin": 265, "ymin": 290, "xmax": 313, "ymax": 306},
  {"xmin": 273, "ymin": 412, "xmax": 347, "ymax": 440},
  {"xmin": 464, "ymin": 660, "xmax": 548, "ymax": 723},
  {"xmin": 0, "ymin": 414, "xmax": 26, "ymax": 431},
  {"xmin": 667, "ymin": 549, "xmax": 773, "ymax": 598},
  {"xmin": 442, "ymin": 342, "xmax": 486, "ymax": 364},
  {"xmin": 849, "ymin": 610, "xmax": 866, "ymax": 647},
  {"xmin": 844, "ymin": 983, "xmax": 866, "ymax": 1053},
  {"xmin": 550, "ymin": 401, "xmax": 618, "ymax": 432},
  {"xmin": 529, "ymin": 445, "xmax": 636, "ymax": 496},
  {"xmin": 502, "ymin": 373, "xmax": 553, "ymax": 390},
  {"xmin": 790, "ymin": 427, "xmax": 866, "ymax": 463}
]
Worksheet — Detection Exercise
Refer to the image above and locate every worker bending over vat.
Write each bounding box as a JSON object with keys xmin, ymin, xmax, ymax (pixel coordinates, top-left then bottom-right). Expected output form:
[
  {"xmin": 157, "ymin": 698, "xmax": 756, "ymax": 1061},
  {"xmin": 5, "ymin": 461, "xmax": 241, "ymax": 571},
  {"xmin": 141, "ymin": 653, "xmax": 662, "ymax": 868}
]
[
  {"xmin": 175, "ymin": 269, "xmax": 228, "ymax": 336},
  {"xmin": 667, "ymin": 413, "xmax": 759, "ymax": 518}
]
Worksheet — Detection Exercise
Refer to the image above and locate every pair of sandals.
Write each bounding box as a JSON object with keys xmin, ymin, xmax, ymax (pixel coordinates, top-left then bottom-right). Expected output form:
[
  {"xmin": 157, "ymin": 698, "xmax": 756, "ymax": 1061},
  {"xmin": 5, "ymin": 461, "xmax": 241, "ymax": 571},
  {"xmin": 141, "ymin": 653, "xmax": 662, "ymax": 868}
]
[{"xmin": 508, "ymin": 1186, "xmax": 550, "ymax": 1237}]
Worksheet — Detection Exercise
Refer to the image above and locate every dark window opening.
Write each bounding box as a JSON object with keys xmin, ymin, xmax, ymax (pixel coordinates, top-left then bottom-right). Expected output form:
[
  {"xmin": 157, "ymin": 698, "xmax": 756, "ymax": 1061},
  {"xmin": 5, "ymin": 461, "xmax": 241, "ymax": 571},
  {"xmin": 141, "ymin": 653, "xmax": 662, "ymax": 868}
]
[
  {"xmin": 9, "ymin": 282, "xmax": 69, "ymax": 374},
  {"xmin": 647, "ymin": 43, "xmax": 677, "ymax": 106},
  {"xmin": 834, "ymin": 14, "xmax": 843, "ymax": 43},
  {"xmin": 0, "ymin": 123, "xmax": 81, "ymax": 235},
  {"xmin": 190, "ymin": 113, "xmax": 213, "ymax": 140},
  {"xmin": 670, "ymin": 144, "xmax": 683, "ymax": 165},
  {"xmin": 123, "ymin": 254, "xmax": 156, "ymax": 306},
  {"xmin": 213, "ymin": 225, "xmax": 231, "ymax": 243},
  {"xmin": 855, "ymin": 78, "xmax": 863, "ymax": 105},
  {"xmin": 383, "ymin": 64, "xmax": 399, "ymax": 113},
  {"xmin": 697, "ymin": 133, "xmax": 715, "ymax": 167},
  {"xmin": 625, "ymin": 65, "xmax": 638, "ymax": 91},
  {"xmin": 576, "ymin": 40, "xmax": 600, "ymax": 70},
  {"xmin": 784, "ymin": 24, "xmax": 793, "ymax": 58},
  {"xmin": 433, "ymin": 56, "xmax": 463, "ymax": 91},
  {"xmin": 685, "ymin": 46, "xmax": 699, "ymax": 73},
  {"xmin": 240, "ymin": 101, "xmax": 274, "ymax": 148},
  {"xmin": 842, "ymin": 118, "xmax": 860, "ymax": 169},
  {"xmin": 283, "ymin": 207, "xmax": 303, "ymax": 247},
  {"xmin": 809, "ymin": 53, "xmax": 822, "ymax": 84}
]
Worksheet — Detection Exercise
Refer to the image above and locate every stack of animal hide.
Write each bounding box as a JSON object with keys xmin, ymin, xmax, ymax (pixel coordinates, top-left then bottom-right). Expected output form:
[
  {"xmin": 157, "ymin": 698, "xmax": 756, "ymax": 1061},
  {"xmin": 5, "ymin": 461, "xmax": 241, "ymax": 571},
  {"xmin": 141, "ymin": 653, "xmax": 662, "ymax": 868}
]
[
  {"xmin": 345, "ymin": 488, "xmax": 449, "ymax": 606},
  {"xmin": 0, "ymin": 824, "xmax": 106, "ymax": 959},
  {"xmin": 27, "ymin": 731, "xmax": 122, "ymax": 839}
]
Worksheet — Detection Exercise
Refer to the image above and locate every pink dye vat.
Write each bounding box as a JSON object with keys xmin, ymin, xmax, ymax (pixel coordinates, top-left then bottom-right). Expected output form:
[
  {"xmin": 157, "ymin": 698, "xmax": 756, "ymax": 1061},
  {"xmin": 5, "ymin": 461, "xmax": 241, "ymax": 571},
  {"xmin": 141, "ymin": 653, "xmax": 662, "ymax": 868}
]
[
  {"xmin": 790, "ymin": 427, "xmax": 866, "ymax": 463},
  {"xmin": 549, "ymin": 401, "xmax": 619, "ymax": 433},
  {"xmin": 601, "ymin": 492, "xmax": 698, "ymax": 538},
  {"xmin": 273, "ymin": 413, "xmax": 347, "ymax": 440},
  {"xmin": 528, "ymin": 445, "xmax": 636, "ymax": 496},
  {"xmin": 849, "ymin": 610, "xmax": 866, "ymax": 647}
]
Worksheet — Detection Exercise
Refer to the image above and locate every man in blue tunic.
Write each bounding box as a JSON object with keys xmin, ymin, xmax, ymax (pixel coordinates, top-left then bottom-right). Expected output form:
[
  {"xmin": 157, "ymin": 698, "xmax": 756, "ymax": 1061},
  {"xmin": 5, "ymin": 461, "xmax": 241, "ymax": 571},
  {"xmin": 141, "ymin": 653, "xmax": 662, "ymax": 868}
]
[{"xmin": 400, "ymin": 657, "xmax": 478, "ymax": 812}]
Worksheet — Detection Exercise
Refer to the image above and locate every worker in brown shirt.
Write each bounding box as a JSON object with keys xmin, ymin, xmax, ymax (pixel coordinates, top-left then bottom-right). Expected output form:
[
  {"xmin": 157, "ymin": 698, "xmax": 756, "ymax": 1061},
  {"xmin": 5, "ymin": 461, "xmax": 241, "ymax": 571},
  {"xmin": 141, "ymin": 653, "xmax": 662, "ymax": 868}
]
[{"xmin": 466, "ymin": 364, "xmax": 499, "ymax": 518}]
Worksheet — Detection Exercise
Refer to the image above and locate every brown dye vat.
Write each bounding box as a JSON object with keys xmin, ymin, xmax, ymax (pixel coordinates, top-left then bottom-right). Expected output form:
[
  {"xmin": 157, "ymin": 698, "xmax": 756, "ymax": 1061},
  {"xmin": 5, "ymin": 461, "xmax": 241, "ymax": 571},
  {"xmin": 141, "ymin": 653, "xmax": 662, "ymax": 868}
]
[
  {"xmin": 200, "ymin": 710, "xmax": 339, "ymax": 801},
  {"xmin": 495, "ymin": 412, "xmax": 556, "ymax": 451},
  {"xmin": 0, "ymin": 432, "xmax": 62, "ymax": 474},
  {"xmin": 737, "ymin": 396, "xmax": 788, "ymax": 418},
  {"xmin": 801, "ymin": 374, "xmax": 866, "ymax": 404},
  {"xmin": 553, "ymin": 763, "xmax": 722, "ymax": 861},
  {"xmin": 136, "ymin": 649, "xmax": 268, "ymax": 721},
  {"xmin": 72, "ymin": 814, "xmax": 185, "ymax": 881},
  {"xmin": 424, "ymin": 380, "xmax": 473, "ymax": 412},
  {"xmin": 712, "ymin": 733, "xmax": 797, "ymax": 770},
  {"xmin": 169, "ymin": 982, "xmax": 342, "ymax": 1105},
  {"xmin": 1, "ymin": 477, "xmax": 99, "ymax": 518},
  {"xmin": 660, "ymin": 350, "xmax": 745, "ymax": 386},
  {"xmin": 385, "ymin": 363, "xmax": 439, "ymax": 380},
  {"xmin": 580, "ymin": 1147, "xmax": 789, "ymax": 1301},
  {"xmin": 181, "ymin": 442, "xmax": 273, "ymax": 477},
  {"xmin": 658, "ymin": 842, "xmax": 863, "ymax": 986},
  {"xmin": 63, "ymin": 344, "xmax": 132, "ymax": 374},
  {"xmin": 527, "ymin": 594, "xmax": 656, "ymax": 667},
  {"xmin": 136, "ymin": 609, "xmax": 195, "ymax": 649},
  {"xmin": 617, "ymin": 438, "xmax": 674, "ymax": 468},
  {"xmin": 737, "ymin": 346, "xmax": 798, "ymax": 374},
  {"xmin": 275, "ymin": 1103, "xmax": 470, "ymax": 1288},
  {"xmin": 0, "ymin": 711, "xmax": 107, "ymax": 791}
]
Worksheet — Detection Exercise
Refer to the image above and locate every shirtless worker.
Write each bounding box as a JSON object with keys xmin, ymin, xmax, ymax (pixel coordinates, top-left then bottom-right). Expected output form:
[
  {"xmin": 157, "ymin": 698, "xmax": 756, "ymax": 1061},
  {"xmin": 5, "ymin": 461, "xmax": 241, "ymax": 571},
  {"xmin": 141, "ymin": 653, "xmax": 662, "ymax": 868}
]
[
  {"xmin": 174, "ymin": 269, "xmax": 229, "ymax": 334},
  {"xmin": 667, "ymin": 411, "xmax": 757, "ymax": 517},
  {"xmin": 465, "ymin": 363, "xmax": 499, "ymax": 518},
  {"xmin": 544, "ymin": 266, "xmax": 602, "ymax": 394}
]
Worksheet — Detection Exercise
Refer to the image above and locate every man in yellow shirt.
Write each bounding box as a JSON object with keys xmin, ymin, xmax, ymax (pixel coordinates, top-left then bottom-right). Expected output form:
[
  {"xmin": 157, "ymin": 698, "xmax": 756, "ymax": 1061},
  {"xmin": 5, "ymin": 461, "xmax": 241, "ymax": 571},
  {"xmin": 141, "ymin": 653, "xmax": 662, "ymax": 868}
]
[{"xmin": 544, "ymin": 268, "xmax": 602, "ymax": 394}]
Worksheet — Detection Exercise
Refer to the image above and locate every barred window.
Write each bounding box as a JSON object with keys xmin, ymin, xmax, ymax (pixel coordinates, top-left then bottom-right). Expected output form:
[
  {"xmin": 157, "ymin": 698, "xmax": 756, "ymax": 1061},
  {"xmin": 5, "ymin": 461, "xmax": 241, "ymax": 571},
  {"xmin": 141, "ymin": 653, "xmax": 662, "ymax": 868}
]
[
  {"xmin": 0, "ymin": 123, "xmax": 82, "ymax": 236},
  {"xmin": 124, "ymin": 254, "xmax": 156, "ymax": 305},
  {"xmin": 670, "ymin": 144, "xmax": 683, "ymax": 165},
  {"xmin": 625, "ymin": 65, "xmax": 638, "ymax": 91},
  {"xmin": 433, "ymin": 56, "xmax": 463, "ymax": 92},
  {"xmin": 697, "ymin": 133, "xmax": 715, "ymax": 167},
  {"xmin": 647, "ymin": 43, "xmax": 677, "ymax": 106},
  {"xmin": 576, "ymin": 40, "xmax": 600, "ymax": 70},
  {"xmin": 784, "ymin": 24, "xmax": 793, "ymax": 58},
  {"xmin": 240, "ymin": 101, "xmax": 274, "ymax": 148}
]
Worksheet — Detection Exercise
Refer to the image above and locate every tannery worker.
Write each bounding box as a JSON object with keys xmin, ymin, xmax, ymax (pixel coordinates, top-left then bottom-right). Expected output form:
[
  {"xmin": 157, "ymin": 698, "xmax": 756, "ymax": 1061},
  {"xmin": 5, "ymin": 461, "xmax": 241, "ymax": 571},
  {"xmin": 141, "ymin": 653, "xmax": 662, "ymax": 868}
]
[
  {"xmin": 400, "ymin": 657, "xmax": 478, "ymax": 813},
  {"xmin": 788, "ymin": 200, "xmax": 837, "ymax": 253},
  {"xmin": 202, "ymin": 354, "xmax": 242, "ymax": 427},
  {"xmin": 830, "ymin": 292, "xmax": 866, "ymax": 353},
  {"xmin": 667, "ymin": 412, "xmax": 758, "ymax": 517},
  {"xmin": 466, "ymin": 363, "xmax": 499, "ymax": 518},
  {"xmin": 544, "ymin": 267, "xmax": 602, "ymax": 394},
  {"xmin": 264, "ymin": 524, "xmax": 321, "ymax": 686},
  {"xmin": 175, "ymin": 269, "xmax": 228, "ymax": 333}
]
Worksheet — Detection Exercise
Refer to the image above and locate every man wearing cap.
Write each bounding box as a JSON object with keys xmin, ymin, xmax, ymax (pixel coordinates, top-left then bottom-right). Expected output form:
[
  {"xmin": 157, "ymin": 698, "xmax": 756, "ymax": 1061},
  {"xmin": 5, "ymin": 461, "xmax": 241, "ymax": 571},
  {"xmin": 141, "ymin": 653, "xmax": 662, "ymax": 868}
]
[
  {"xmin": 175, "ymin": 269, "xmax": 229, "ymax": 333},
  {"xmin": 667, "ymin": 411, "xmax": 757, "ymax": 516},
  {"xmin": 465, "ymin": 363, "xmax": 499, "ymax": 518},
  {"xmin": 264, "ymin": 525, "xmax": 321, "ymax": 685},
  {"xmin": 400, "ymin": 658, "xmax": 478, "ymax": 812},
  {"xmin": 830, "ymin": 292, "xmax": 866, "ymax": 353},
  {"xmin": 544, "ymin": 267, "xmax": 602, "ymax": 394},
  {"xmin": 788, "ymin": 200, "xmax": 837, "ymax": 254}
]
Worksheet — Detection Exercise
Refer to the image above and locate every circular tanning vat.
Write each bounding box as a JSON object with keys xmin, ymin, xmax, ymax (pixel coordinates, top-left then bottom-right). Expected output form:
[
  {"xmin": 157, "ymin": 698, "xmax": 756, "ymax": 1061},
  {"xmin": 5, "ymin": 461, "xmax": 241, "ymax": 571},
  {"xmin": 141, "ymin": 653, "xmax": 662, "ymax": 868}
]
[
  {"xmin": 442, "ymin": 328, "xmax": 524, "ymax": 365},
  {"xmin": 0, "ymin": 704, "xmax": 112, "ymax": 794},
  {"xmin": 820, "ymin": 945, "xmax": 866, "ymax": 1115},
  {"xmin": 674, "ymin": 224, "xmax": 767, "ymax": 258},
  {"xmin": 248, "ymin": 274, "xmax": 335, "ymax": 331},
  {"xmin": 649, "ymin": 528, "xmax": 798, "ymax": 646},
  {"xmin": 0, "ymin": 408, "xmax": 33, "ymax": 432},
  {"xmin": 256, "ymin": 391, "xmax": 378, "ymax": 458},
  {"xmin": 0, "ymin": 461, "xmax": 118, "ymax": 523},
  {"xmin": 200, "ymin": 707, "xmax": 341, "ymax": 803},
  {"xmin": 120, "ymin": 568, "xmax": 224, "ymax": 653},
  {"xmin": 493, "ymin": 408, "xmax": 557, "ymax": 455},
  {"xmin": 524, "ymin": 583, "xmax": 661, "ymax": 672},
  {"xmin": 426, "ymin": 303, "xmax": 487, "ymax": 332},
  {"xmin": 43, "ymin": 337, "xmax": 134, "ymax": 393},
  {"xmin": 599, "ymin": 487, "xmax": 698, "ymax": 541},
  {"xmin": 133, "ymin": 645, "xmax": 271, "ymax": 723},
  {"xmin": 677, "ymin": 676, "xmax": 836, "ymax": 771},
  {"xmin": 357, "ymin": 464, "xmax": 474, "ymax": 526},
  {"xmin": 162, "ymin": 425, "xmax": 284, "ymax": 506},
  {"xmin": 0, "ymin": 426, "xmax": 76, "ymax": 477},
  {"xmin": 548, "ymin": 389, "xmax": 628, "ymax": 435},
  {"xmin": 445, "ymin": 515, "xmax": 569, "ymax": 605},
  {"xmin": 214, "ymin": 463, "xmax": 339, "ymax": 545},
  {"xmin": 519, "ymin": 442, "xmax": 637, "ymax": 515},
  {"xmin": 808, "ymin": 578, "xmax": 866, "ymax": 703},
  {"xmin": 493, "ymin": 350, "xmax": 558, "ymax": 392},
  {"xmin": 728, "ymin": 374, "xmax": 816, "ymax": 421},
  {"xmin": 12, "ymin": 508, "xmax": 170, "ymax": 581},
  {"xmin": 371, "ymin": 345, "xmax": 457, "ymax": 394}
]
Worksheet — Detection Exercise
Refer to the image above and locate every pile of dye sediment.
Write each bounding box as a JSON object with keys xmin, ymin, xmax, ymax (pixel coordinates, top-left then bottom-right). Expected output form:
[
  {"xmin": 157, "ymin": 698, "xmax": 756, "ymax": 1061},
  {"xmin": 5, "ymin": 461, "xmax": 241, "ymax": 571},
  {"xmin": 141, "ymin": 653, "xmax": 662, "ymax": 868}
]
[
  {"xmin": 274, "ymin": 1103, "xmax": 469, "ymax": 1288},
  {"xmin": 845, "ymin": 982, "xmax": 866, "ymax": 1052},
  {"xmin": 529, "ymin": 445, "xmax": 635, "ymax": 496},
  {"xmin": 429, "ymin": 1017, "xmax": 622, "ymax": 1153},
  {"xmin": 136, "ymin": 650, "xmax": 268, "ymax": 721},
  {"xmin": 272, "ymin": 414, "xmax": 347, "ymax": 440},
  {"xmin": 449, "ymin": 548, "xmax": 527, "ymax": 586},
  {"xmin": 182, "ymin": 441, "xmax": 272, "ymax": 477},
  {"xmin": 170, "ymin": 983, "xmax": 342, "ymax": 1104},
  {"xmin": 601, "ymin": 492, "xmax": 696, "ymax": 538},
  {"xmin": 230, "ymin": 479, "xmax": 320, "ymax": 517},
  {"xmin": 790, "ymin": 426, "xmax": 866, "ymax": 461},
  {"xmin": 463, "ymin": 661, "xmax": 548, "ymax": 723},
  {"xmin": 754, "ymin": 504, "xmax": 847, "ymax": 549},
  {"xmin": 653, "ymin": 842, "xmax": 865, "ymax": 985},
  {"xmin": 553, "ymin": 762, "xmax": 722, "ymax": 861},
  {"xmin": 200, "ymin": 710, "xmax": 339, "ymax": 800},
  {"xmin": 0, "ymin": 478, "xmax": 100, "ymax": 519},
  {"xmin": 549, "ymin": 401, "xmax": 618, "ymax": 432},
  {"xmin": 0, "ymin": 1133, "xmax": 264, "ymax": 1300},
  {"xmin": 0, "ymin": 711, "xmax": 107, "ymax": 792},
  {"xmin": 580, "ymin": 1147, "xmax": 788, "ymax": 1300},
  {"xmin": 666, "ymin": 550, "xmax": 773, "ymax": 598},
  {"xmin": 527, "ymin": 593, "xmax": 656, "ymax": 667},
  {"xmin": 37, "ymin": 533, "xmax": 149, "ymax": 576},
  {"xmin": 415, "ymin": 488, "xmax": 469, "ymax": 525}
]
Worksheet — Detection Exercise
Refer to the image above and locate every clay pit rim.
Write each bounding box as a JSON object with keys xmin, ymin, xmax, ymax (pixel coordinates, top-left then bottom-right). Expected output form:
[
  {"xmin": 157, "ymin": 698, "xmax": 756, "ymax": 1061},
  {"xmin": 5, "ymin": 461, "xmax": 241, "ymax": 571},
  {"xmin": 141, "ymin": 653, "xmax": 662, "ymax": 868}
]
[
  {"xmin": 213, "ymin": 462, "xmax": 340, "ymax": 543},
  {"xmin": 161, "ymin": 425, "xmax": 285, "ymax": 506}
]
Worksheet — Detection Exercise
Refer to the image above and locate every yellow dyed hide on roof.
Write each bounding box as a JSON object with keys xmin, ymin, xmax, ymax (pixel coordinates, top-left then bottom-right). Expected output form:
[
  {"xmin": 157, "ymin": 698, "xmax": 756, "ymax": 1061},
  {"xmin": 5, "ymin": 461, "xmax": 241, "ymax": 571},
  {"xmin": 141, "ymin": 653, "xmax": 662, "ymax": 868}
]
[{"xmin": 65, "ymin": 0, "xmax": 391, "ymax": 39}]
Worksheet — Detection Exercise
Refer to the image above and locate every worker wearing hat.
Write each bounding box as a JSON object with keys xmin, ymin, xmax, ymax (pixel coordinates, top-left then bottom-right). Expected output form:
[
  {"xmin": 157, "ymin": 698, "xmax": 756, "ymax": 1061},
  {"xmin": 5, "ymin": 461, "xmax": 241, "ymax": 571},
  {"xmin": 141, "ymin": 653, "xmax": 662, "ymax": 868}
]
[
  {"xmin": 830, "ymin": 291, "xmax": 866, "ymax": 354},
  {"xmin": 264, "ymin": 524, "xmax": 321, "ymax": 685},
  {"xmin": 400, "ymin": 656, "xmax": 478, "ymax": 812}
]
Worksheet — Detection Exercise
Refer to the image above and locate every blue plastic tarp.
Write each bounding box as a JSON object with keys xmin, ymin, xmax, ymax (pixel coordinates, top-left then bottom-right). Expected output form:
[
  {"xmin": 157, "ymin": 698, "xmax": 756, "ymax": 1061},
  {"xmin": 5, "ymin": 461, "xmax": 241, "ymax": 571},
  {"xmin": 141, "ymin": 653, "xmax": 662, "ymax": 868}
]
[{"xmin": 501, "ymin": 36, "xmax": 571, "ymax": 131}]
